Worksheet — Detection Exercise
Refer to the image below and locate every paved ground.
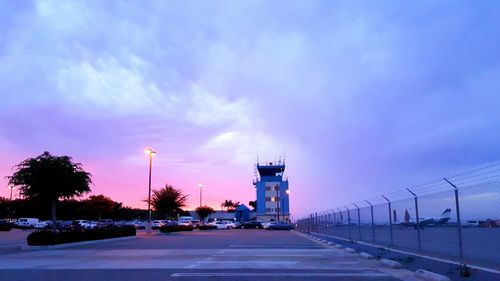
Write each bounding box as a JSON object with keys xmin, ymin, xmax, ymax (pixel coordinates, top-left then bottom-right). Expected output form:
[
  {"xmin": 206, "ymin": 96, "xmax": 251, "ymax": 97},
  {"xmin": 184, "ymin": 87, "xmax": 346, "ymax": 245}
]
[{"xmin": 0, "ymin": 229, "xmax": 416, "ymax": 281}]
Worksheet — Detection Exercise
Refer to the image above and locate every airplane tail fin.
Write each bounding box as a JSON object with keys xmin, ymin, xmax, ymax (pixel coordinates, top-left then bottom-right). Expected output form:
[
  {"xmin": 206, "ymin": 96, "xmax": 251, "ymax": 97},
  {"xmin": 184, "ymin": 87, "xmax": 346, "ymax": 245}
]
[{"xmin": 440, "ymin": 208, "xmax": 451, "ymax": 219}]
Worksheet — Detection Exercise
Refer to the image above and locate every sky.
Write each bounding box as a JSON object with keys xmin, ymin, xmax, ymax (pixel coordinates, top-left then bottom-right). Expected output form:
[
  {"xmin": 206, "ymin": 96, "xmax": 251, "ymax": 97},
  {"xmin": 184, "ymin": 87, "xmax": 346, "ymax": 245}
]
[{"xmin": 1, "ymin": 1, "xmax": 499, "ymax": 218}]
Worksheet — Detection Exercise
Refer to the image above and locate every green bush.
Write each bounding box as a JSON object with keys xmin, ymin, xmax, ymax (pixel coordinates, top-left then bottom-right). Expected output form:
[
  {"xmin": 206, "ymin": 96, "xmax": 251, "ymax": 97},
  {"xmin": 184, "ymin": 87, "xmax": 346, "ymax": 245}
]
[
  {"xmin": 0, "ymin": 226, "xmax": 12, "ymax": 231},
  {"xmin": 0, "ymin": 221, "xmax": 13, "ymax": 231},
  {"xmin": 198, "ymin": 225, "xmax": 217, "ymax": 230},
  {"xmin": 159, "ymin": 225, "xmax": 193, "ymax": 233},
  {"xmin": 27, "ymin": 227, "xmax": 136, "ymax": 246}
]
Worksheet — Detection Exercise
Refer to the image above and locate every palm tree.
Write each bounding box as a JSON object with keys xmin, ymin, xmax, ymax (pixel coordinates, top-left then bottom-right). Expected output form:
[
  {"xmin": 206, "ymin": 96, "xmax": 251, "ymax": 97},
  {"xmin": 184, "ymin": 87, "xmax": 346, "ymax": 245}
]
[
  {"xmin": 150, "ymin": 184, "xmax": 189, "ymax": 219},
  {"xmin": 7, "ymin": 152, "xmax": 92, "ymax": 231},
  {"xmin": 221, "ymin": 200, "xmax": 233, "ymax": 212}
]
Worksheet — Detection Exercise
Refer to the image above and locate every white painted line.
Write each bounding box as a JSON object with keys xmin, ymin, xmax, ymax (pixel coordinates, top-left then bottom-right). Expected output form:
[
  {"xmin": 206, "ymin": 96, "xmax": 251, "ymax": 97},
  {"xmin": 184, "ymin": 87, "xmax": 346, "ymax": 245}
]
[
  {"xmin": 414, "ymin": 269, "xmax": 451, "ymax": 281},
  {"xmin": 212, "ymin": 254, "xmax": 323, "ymax": 257},
  {"xmin": 171, "ymin": 272, "xmax": 391, "ymax": 277},
  {"xmin": 197, "ymin": 261, "xmax": 298, "ymax": 264},
  {"xmin": 380, "ymin": 258, "xmax": 402, "ymax": 269},
  {"xmin": 310, "ymin": 231, "xmax": 500, "ymax": 275}
]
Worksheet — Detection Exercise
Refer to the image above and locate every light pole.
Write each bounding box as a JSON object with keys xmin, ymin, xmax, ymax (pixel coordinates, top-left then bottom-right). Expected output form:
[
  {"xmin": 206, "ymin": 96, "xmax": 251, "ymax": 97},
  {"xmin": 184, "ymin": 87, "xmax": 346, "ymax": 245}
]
[
  {"xmin": 285, "ymin": 189, "xmax": 290, "ymax": 221},
  {"xmin": 276, "ymin": 184, "xmax": 280, "ymax": 221},
  {"xmin": 8, "ymin": 186, "xmax": 14, "ymax": 201},
  {"xmin": 198, "ymin": 183, "xmax": 204, "ymax": 207},
  {"xmin": 144, "ymin": 148, "xmax": 156, "ymax": 233}
]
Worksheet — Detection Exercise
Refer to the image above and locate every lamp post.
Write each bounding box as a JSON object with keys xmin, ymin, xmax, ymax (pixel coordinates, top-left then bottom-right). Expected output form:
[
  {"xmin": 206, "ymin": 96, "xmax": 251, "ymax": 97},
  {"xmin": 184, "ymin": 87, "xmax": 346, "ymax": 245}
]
[
  {"xmin": 144, "ymin": 148, "xmax": 156, "ymax": 233},
  {"xmin": 8, "ymin": 186, "xmax": 14, "ymax": 201},
  {"xmin": 198, "ymin": 183, "xmax": 204, "ymax": 207},
  {"xmin": 276, "ymin": 184, "xmax": 280, "ymax": 221},
  {"xmin": 285, "ymin": 189, "xmax": 290, "ymax": 221}
]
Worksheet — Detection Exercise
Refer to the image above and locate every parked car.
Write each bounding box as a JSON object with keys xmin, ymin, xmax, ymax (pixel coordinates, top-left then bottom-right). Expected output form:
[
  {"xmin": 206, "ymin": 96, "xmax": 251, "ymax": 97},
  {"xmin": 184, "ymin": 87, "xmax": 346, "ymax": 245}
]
[
  {"xmin": 16, "ymin": 218, "xmax": 39, "ymax": 228},
  {"xmin": 267, "ymin": 221, "xmax": 293, "ymax": 230},
  {"xmin": 243, "ymin": 221, "xmax": 263, "ymax": 229},
  {"xmin": 191, "ymin": 220, "xmax": 202, "ymax": 227},
  {"xmin": 261, "ymin": 222, "xmax": 272, "ymax": 229},
  {"xmin": 97, "ymin": 219, "xmax": 114, "ymax": 228},
  {"xmin": 229, "ymin": 221, "xmax": 241, "ymax": 229},
  {"xmin": 81, "ymin": 220, "xmax": 98, "ymax": 229},
  {"xmin": 34, "ymin": 221, "xmax": 50, "ymax": 229},
  {"xmin": 151, "ymin": 220, "xmax": 164, "ymax": 229},
  {"xmin": 178, "ymin": 220, "xmax": 192, "ymax": 226},
  {"xmin": 209, "ymin": 221, "xmax": 232, "ymax": 230}
]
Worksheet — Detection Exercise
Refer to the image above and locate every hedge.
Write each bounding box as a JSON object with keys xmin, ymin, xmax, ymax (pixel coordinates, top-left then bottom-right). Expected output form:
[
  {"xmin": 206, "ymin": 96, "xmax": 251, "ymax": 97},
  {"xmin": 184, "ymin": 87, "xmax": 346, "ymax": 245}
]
[
  {"xmin": 198, "ymin": 225, "xmax": 217, "ymax": 230},
  {"xmin": 27, "ymin": 227, "xmax": 136, "ymax": 245},
  {"xmin": 0, "ymin": 225, "xmax": 12, "ymax": 231},
  {"xmin": 159, "ymin": 225, "xmax": 193, "ymax": 233}
]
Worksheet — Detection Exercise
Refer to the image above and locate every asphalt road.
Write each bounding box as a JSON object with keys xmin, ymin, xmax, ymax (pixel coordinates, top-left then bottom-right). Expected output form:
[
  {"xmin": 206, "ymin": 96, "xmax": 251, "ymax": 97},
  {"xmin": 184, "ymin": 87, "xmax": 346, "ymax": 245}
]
[{"xmin": 0, "ymin": 229, "xmax": 416, "ymax": 281}]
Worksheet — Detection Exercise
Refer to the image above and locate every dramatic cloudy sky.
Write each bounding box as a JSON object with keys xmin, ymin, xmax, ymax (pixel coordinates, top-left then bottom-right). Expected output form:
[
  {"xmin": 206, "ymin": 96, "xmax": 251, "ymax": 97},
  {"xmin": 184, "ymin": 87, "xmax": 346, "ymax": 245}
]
[{"xmin": 1, "ymin": 1, "xmax": 499, "ymax": 217}]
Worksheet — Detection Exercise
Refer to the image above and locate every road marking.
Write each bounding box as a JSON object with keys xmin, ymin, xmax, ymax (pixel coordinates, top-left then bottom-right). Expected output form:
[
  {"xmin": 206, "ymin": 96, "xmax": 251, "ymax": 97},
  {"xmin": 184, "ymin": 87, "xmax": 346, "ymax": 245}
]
[
  {"xmin": 196, "ymin": 261, "xmax": 298, "ymax": 264},
  {"xmin": 212, "ymin": 254, "xmax": 324, "ymax": 257},
  {"xmin": 171, "ymin": 272, "xmax": 391, "ymax": 277}
]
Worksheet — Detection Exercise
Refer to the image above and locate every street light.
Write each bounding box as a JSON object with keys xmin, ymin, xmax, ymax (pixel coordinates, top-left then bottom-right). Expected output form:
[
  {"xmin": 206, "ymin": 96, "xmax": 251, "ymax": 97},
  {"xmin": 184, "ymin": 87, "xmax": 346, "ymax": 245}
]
[
  {"xmin": 144, "ymin": 148, "xmax": 156, "ymax": 232},
  {"xmin": 198, "ymin": 183, "xmax": 204, "ymax": 207},
  {"xmin": 8, "ymin": 186, "xmax": 15, "ymax": 201}
]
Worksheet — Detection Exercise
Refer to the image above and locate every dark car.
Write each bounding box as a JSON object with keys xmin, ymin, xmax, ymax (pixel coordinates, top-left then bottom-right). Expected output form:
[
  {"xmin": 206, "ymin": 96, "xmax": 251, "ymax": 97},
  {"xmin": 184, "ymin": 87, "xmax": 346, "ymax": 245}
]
[
  {"xmin": 267, "ymin": 221, "xmax": 293, "ymax": 230},
  {"xmin": 243, "ymin": 221, "xmax": 263, "ymax": 229}
]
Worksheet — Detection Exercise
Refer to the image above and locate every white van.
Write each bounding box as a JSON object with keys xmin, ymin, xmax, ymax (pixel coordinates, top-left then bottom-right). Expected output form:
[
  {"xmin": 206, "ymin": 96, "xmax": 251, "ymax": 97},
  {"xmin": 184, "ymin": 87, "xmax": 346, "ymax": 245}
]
[{"xmin": 16, "ymin": 218, "xmax": 39, "ymax": 228}]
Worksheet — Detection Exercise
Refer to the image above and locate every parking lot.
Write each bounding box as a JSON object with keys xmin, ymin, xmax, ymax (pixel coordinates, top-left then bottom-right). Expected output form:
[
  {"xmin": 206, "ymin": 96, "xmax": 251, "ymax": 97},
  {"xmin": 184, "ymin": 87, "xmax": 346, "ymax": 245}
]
[{"xmin": 0, "ymin": 229, "xmax": 413, "ymax": 280}]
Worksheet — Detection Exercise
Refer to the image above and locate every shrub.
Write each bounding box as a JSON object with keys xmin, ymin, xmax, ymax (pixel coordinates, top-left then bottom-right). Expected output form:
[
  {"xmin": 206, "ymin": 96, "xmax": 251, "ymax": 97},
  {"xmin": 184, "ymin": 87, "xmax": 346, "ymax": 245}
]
[
  {"xmin": 159, "ymin": 225, "xmax": 193, "ymax": 233},
  {"xmin": 198, "ymin": 225, "xmax": 217, "ymax": 230},
  {"xmin": 27, "ymin": 226, "xmax": 136, "ymax": 246},
  {"xmin": 0, "ymin": 221, "xmax": 13, "ymax": 231},
  {"xmin": 0, "ymin": 225, "xmax": 12, "ymax": 231}
]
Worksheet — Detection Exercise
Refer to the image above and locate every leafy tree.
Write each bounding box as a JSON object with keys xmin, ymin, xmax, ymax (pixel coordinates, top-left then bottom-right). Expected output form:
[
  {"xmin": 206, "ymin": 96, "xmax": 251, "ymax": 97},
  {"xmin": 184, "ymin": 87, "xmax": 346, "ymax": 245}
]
[
  {"xmin": 83, "ymin": 195, "xmax": 115, "ymax": 220},
  {"xmin": 195, "ymin": 206, "xmax": 214, "ymax": 221},
  {"xmin": 150, "ymin": 184, "xmax": 188, "ymax": 219},
  {"xmin": 7, "ymin": 152, "xmax": 92, "ymax": 231}
]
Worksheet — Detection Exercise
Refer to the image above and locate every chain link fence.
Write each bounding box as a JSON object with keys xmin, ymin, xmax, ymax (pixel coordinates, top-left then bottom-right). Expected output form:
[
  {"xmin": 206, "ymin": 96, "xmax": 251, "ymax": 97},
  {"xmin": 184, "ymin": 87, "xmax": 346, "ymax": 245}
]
[{"xmin": 297, "ymin": 163, "xmax": 500, "ymax": 269}]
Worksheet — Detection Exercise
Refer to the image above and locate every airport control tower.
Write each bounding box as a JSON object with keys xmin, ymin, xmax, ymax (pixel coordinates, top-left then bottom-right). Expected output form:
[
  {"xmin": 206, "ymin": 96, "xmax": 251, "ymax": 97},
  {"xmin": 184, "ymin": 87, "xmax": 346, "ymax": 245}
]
[{"xmin": 253, "ymin": 158, "xmax": 289, "ymax": 222}]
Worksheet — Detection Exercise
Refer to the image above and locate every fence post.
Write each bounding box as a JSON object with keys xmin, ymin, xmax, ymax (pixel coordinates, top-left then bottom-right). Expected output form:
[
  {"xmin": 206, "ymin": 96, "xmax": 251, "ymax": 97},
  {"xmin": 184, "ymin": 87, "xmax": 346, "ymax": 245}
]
[
  {"xmin": 345, "ymin": 206, "xmax": 352, "ymax": 241},
  {"xmin": 307, "ymin": 214, "xmax": 312, "ymax": 233},
  {"xmin": 406, "ymin": 188, "xmax": 421, "ymax": 251},
  {"xmin": 353, "ymin": 203, "xmax": 361, "ymax": 241},
  {"xmin": 381, "ymin": 195, "xmax": 393, "ymax": 246},
  {"xmin": 336, "ymin": 207, "xmax": 342, "ymax": 238},
  {"xmin": 444, "ymin": 178, "xmax": 464, "ymax": 260},
  {"xmin": 365, "ymin": 200, "xmax": 375, "ymax": 242}
]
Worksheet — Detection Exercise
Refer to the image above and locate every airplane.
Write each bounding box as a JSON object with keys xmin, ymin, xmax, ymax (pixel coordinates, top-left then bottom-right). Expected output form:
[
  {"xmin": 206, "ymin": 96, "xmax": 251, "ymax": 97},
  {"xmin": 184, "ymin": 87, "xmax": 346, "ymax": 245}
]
[{"xmin": 401, "ymin": 208, "xmax": 451, "ymax": 228}]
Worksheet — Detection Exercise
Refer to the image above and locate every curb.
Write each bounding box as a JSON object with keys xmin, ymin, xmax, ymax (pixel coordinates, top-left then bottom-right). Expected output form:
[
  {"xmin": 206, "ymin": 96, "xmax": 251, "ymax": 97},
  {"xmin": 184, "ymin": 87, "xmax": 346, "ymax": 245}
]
[
  {"xmin": 414, "ymin": 269, "xmax": 451, "ymax": 281},
  {"xmin": 21, "ymin": 235, "xmax": 137, "ymax": 250},
  {"xmin": 380, "ymin": 258, "xmax": 403, "ymax": 269},
  {"xmin": 345, "ymin": 247, "xmax": 356, "ymax": 253},
  {"xmin": 359, "ymin": 252, "xmax": 375, "ymax": 259}
]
